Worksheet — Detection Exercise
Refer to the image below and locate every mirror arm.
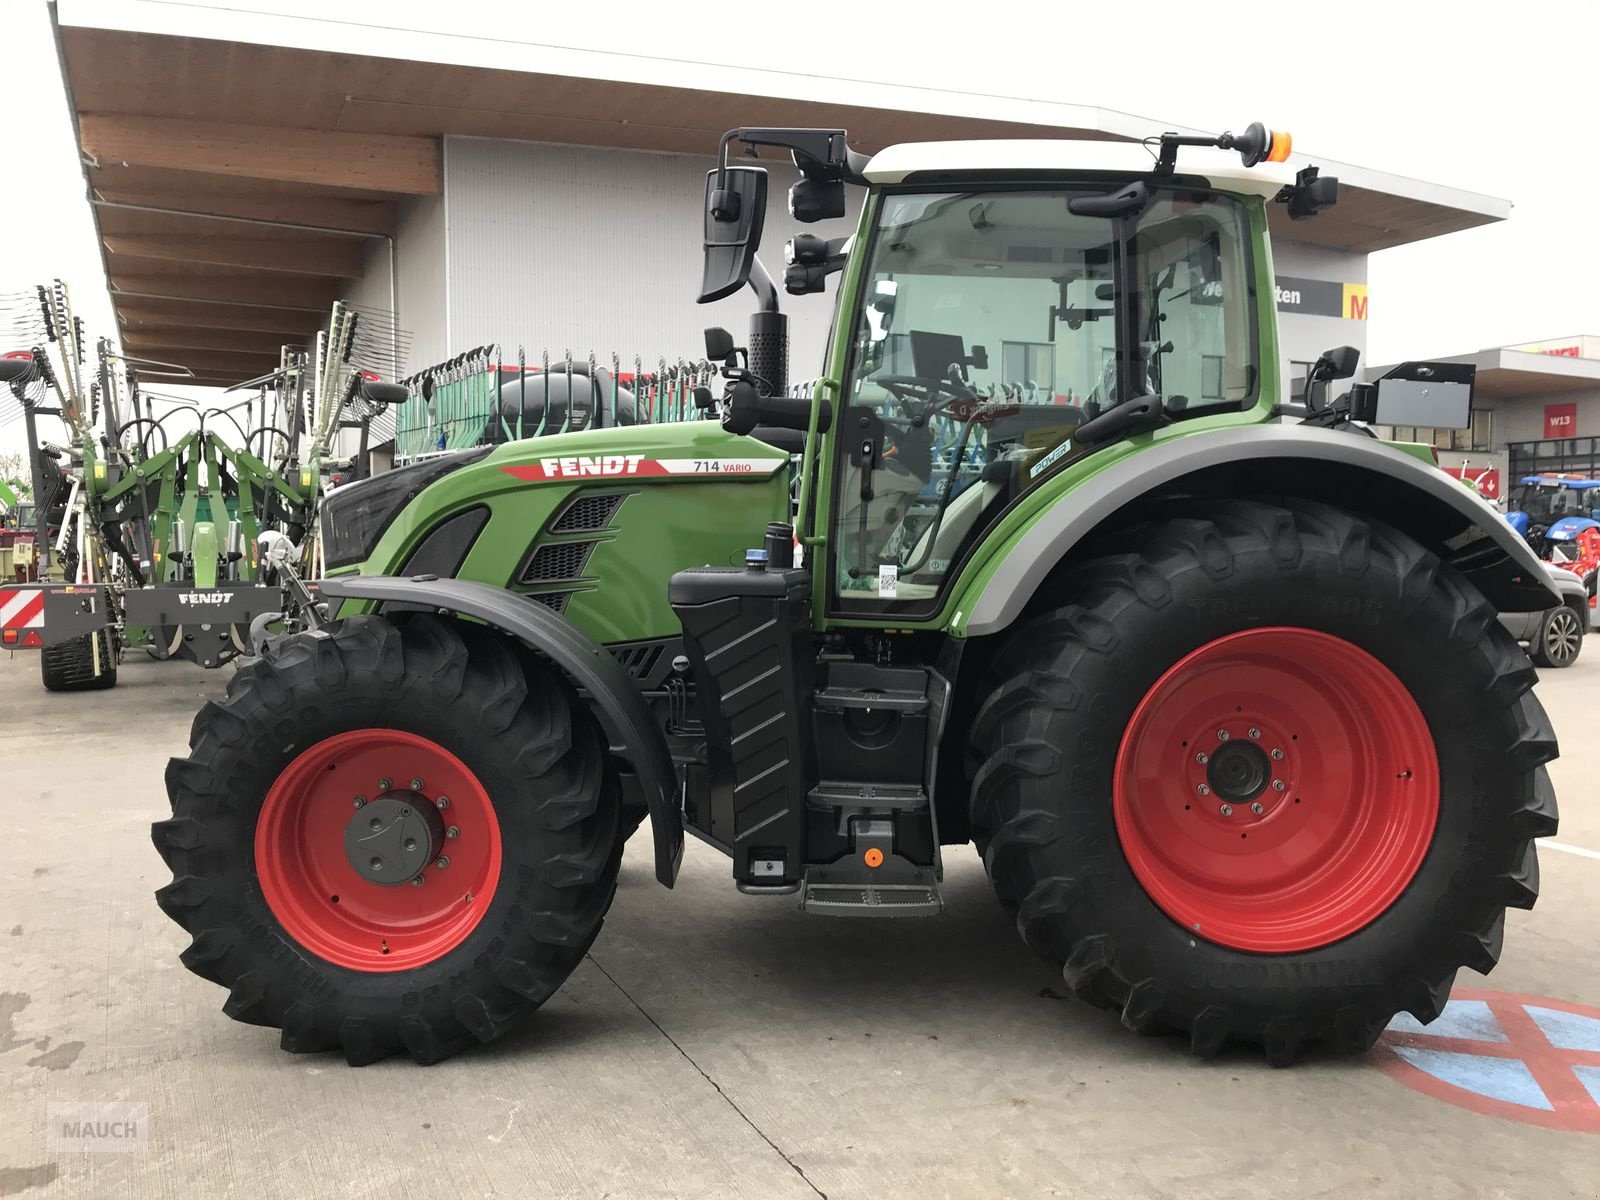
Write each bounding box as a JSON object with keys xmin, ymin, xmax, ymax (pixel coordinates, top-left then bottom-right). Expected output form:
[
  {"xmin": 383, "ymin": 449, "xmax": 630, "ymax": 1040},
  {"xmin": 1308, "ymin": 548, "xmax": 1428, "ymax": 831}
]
[{"xmin": 747, "ymin": 257, "xmax": 780, "ymax": 314}]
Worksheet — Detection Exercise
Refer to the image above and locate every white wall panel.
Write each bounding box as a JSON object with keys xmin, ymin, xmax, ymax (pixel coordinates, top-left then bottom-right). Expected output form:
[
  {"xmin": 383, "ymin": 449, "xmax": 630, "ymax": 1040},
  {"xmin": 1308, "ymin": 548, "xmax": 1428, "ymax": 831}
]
[{"xmin": 442, "ymin": 136, "xmax": 860, "ymax": 383}]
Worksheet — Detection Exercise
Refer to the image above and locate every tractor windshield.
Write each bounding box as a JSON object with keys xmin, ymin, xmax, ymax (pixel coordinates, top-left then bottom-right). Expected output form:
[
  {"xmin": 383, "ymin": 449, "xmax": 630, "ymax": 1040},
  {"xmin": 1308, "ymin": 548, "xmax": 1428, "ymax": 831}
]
[{"xmin": 830, "ymin": 185, "xmax": 1258, "ymax": 613}]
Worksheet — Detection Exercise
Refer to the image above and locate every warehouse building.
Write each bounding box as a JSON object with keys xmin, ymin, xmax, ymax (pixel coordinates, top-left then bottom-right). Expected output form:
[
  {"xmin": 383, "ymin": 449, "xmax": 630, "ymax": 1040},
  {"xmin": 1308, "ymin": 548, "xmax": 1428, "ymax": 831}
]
[{"xmin": 51, "ymin": 1, "xmax": 1509, "ymax": 458}]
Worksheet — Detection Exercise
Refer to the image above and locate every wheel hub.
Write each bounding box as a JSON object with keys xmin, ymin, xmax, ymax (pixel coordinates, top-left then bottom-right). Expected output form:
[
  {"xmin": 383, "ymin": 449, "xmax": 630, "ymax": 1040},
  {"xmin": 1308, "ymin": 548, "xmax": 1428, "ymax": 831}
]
[
  {"xmin": 344, "ymin": 792, "xmax": 445, "ymax": 886},
  {"xmin": 1205, "ymin": 739, "xmax": 1271, "ymax": 804}
]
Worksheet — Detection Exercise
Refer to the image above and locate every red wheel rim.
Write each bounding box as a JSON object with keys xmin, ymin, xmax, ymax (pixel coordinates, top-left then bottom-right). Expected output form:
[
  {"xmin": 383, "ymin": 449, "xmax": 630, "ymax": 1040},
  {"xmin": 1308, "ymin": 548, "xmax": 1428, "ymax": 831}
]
[
  {"xmin": 1113, "ymin": 627, "xmax": 1439, "ymax": 953},
  {"xmin": 254, "ymin": 729, "xmax": 502, "ymax": 972}
]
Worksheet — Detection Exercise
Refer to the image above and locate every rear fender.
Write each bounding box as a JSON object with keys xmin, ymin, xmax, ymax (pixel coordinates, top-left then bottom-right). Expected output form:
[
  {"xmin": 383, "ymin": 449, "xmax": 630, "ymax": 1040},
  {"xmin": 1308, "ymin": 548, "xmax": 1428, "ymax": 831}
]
[
  {"xmin": 316, "ymin": 574, "xmax": 683, "ymax": 886},
  {"xmin": 963, "ymin": 425, "xmax": 1560, "ymax": 636}
]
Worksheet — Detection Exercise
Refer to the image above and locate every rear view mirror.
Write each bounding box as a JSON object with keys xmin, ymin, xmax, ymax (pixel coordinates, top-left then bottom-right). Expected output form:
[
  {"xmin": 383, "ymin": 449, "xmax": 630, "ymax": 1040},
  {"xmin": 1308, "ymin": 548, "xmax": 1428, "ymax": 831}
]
[
  {"xmin": 1316, "ymin": 345, "xmax": 1361, "ymax": 382},
  {"xmin": 699, "ymin": 166, "xmax": 769, "ymax": 304}
]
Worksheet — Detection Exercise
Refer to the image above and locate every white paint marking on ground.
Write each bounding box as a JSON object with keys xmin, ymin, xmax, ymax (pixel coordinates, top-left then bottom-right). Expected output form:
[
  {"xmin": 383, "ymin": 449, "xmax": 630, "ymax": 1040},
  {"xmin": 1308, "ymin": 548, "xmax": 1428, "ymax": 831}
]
[
  {"xmin": 1540, "ymin": 838, "xmax": 1600, "ymax": 861},
  {"xmin": 487, "ymin": 1095, "xmax": 523, "ymax": 1144}
]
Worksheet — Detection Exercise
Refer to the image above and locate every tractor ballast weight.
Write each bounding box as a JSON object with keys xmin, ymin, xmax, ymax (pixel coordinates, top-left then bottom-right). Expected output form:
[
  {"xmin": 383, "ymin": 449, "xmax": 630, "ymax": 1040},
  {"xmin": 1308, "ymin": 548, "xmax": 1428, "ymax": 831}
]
[{"xmin": 157, "ymin": 122, "xmax": 1561, "ymax": 1069}]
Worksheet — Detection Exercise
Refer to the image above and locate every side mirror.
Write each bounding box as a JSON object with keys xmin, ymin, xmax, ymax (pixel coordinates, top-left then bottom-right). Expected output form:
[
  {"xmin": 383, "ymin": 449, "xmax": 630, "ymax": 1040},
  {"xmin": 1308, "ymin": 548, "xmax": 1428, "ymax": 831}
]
[
  {"xmin": 1282, "ymin": 166, "xmax": 1339, "ymax": 221},
  {"xmin": 703, "ymin": 327, "xmax": 736, "ymax": 362},
  {"xmin": 698, "ymin": 166, "xmax": 769, "ymax": 304},
  {"xmin": 1316, "ymin": 345, "xmax": 1361, "ymax": 382},
  {"xmin": 866, "ymin": 279, "xmax": 897, "ymax": 343}
]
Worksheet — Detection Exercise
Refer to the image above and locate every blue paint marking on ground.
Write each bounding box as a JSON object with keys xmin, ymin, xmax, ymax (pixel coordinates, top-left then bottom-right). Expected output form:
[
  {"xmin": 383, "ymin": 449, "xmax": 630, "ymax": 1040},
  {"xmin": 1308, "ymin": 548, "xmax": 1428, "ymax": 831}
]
[
  {"xmin": 1386, "ymin": 999, "xmax": 1507, "ymax": 1043},
  {"xmin": 1391, "ymin": 1047, "xmax": 1553, "ymax": 1111},
  {"xmin": 1525, "ymin": 1006, "xmax": 1600, "ymax": 1054},
  {"xmin": 1574, "ymin": 1066, "xmax": 1600, "ymax": 1109}
]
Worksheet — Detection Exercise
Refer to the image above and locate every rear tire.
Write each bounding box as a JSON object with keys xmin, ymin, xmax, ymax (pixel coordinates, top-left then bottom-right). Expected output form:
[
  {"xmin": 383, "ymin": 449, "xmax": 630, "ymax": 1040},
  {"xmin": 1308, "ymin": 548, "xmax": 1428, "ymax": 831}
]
[
  {"xmin": 153, "ymin": 614, "xmax": 623, "ymax": 1065},
  {"xmin": 40, "ymin": 628, "xmax": 118, "ymax": 691},
  {"xmin": 969, "ymin": 498, "xmax": 1558, "ymax": 1064}
]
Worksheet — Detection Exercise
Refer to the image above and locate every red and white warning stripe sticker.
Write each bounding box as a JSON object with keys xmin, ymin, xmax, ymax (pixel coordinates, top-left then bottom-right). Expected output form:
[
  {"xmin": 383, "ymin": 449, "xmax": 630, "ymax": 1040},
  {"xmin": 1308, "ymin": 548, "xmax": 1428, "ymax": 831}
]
[
  {"xmin": 501, "ymin": 455, "xmax": 783, "ymax": 482},
  {"xmin": 0, "ymin": 587, "xmax": 46, "ymax": 646}
]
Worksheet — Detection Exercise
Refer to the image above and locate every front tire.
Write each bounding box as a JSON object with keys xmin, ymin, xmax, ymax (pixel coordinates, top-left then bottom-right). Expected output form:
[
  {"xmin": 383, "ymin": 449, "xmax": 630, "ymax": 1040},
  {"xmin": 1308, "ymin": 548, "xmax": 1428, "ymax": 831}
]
[
  {"xmin": 1529, "ymin": 602, "xmax": 1583, "ymax": 668},
  {"xmin": 153, "ymin": 614, "xmax": 622, "ymax": 1065},
  {"xmin": 970, "ymin": 499, "xmax": 1558, "ymax": 1064}
]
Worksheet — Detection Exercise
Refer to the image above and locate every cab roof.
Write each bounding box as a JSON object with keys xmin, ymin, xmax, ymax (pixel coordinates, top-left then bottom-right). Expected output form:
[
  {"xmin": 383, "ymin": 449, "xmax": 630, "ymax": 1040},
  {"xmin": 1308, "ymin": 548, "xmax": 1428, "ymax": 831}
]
[{"xmin": 863, "ymin": 140, "xmax": 1296, "ymax": 199}]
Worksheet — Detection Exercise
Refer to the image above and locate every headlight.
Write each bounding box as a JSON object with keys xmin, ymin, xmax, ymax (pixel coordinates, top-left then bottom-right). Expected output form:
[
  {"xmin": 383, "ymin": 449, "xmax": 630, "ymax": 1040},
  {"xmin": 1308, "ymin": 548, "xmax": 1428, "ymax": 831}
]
[{"xmin": 320, "ymin": 448, "xmax": 490, "ymax": 570}]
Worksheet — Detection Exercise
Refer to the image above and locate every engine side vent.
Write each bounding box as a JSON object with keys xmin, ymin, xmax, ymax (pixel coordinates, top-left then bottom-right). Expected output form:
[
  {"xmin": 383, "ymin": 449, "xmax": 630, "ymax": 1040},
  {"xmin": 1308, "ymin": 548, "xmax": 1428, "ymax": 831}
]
[
  {"xmin": 612, "ymin": 641, "xmax": 665, "ymax": 680},
  {"xmin": 525, "ymin": 590, "xmax": 571, "ymax": 614},
  {"xmin": 519, "ymin": 540, "xmax": 596, "ymax": 584},
  {"xmin": 551, "ymin": 492, "xmax": 625, "ymax": 533}
]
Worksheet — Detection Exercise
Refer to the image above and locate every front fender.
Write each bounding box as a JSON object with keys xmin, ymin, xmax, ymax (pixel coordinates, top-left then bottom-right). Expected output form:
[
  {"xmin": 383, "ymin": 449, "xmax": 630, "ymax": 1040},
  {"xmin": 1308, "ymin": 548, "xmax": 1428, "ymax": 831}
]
[
  {"xmin": 963, "ymin": 425, "xmax": 1560, "ymax": 636},
  {"xmin": 317, "ymin": 574, "xmax": 683, "ymax": 887}
]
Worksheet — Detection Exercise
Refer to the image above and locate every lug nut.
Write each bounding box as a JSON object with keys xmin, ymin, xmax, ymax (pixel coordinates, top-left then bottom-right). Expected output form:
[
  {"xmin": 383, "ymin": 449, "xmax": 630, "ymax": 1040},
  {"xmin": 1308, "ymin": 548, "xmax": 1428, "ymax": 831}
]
[
  {"xmin": 1272, "ymin": 779, "xmax": 1286, "ymax": 792},
  {"xmin": 369, "ymin": 856, "xmax": 383, "ymax": 872},
  {"xmin": 1195, "ymin": 752, "xmax": 1209, "ymax": 765},
  {"xmin": 1250, "ymin": 802, "xmax": 1265, "ymax": 815},
  {"xmin": 1216, "ymin": 729, "xmax": 1230, "ymax": 741},
  {"xmin": 378, "ymin": 777, "xmax": 392, "ymax": 791},
  {"xmin": 446, "ymin": 826, "xmax": 459, "ymax": 839},
  {"xmin": 1197, "ymin": 784, "xmax": 1211, "ymax": 796},
  {"xmin": 352, "ymin": 796, "xmax": 366, "ymax": 809},
  {"xmin": 1248, "ymin": 727, "xmax": 1261, "ymax": 739},
  {"xmin": 435, "ymin": 797, "xmax": 449, "ymax": 810},
  {"xmin": 411, "ymin": 876, "xmax": 424, "ymax": 887},
  {"xmin": 410, "ymin": 778, "xmax": 425, "ymax": 792},
  {"xmin": 435, "ymin": 856, "xmax": 450, "ymax": 869},
  {"xmin": 1271, "ymin": 748, "xmax": 1284, "ymax": 761},
  {"xmin": 1219, "ymin": 804, "xmax": 1233, "ymax": 817}
]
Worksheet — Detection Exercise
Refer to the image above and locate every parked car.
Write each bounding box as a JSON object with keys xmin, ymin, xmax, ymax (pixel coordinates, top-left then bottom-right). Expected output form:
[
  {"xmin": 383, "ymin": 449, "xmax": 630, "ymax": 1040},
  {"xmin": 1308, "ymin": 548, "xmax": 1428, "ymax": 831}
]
[{"xmin": 1500, "ymin": 563, "xmax": 1591, "ymax": 667}]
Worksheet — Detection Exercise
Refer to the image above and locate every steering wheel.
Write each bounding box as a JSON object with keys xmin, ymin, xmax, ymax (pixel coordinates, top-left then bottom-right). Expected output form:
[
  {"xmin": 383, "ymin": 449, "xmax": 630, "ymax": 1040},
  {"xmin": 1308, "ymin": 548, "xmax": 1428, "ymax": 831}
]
[{"xmin": 873, "ymin": 374, "xmax": 979, "ymax": 424}]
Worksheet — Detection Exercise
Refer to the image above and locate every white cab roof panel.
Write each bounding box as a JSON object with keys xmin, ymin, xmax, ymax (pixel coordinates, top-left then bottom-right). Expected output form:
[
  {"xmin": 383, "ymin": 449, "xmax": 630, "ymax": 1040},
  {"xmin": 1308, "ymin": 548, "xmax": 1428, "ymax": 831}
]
[{"xmin": 864, "ymin": 141, "xmax": 1296, "ymax": 199}]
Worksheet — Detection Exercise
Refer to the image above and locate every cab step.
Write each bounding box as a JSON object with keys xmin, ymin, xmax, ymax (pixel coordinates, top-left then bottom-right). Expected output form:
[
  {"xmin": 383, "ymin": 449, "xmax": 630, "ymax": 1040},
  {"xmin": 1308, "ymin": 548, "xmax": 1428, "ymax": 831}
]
[{"xmin": 802, "ymin": 878, "xmax": 943, "ymax": 916}]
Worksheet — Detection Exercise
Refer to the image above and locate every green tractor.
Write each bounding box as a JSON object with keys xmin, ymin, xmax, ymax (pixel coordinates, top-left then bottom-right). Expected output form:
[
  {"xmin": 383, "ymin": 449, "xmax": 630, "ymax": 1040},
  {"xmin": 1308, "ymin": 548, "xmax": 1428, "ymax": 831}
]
[{"xmin": 154, "ymin": 123, "xmax": 1559, "ymax": 1066}]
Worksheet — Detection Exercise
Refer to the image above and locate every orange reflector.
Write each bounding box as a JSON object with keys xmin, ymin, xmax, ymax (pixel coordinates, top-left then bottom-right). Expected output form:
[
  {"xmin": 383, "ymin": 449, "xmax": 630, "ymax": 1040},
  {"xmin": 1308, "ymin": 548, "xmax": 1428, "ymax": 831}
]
[
  {"xmin": 1, "ymin": 629, "xmax": 16, "ymax": 645},
  {"xmin": 863, "ymin": 848, "xmax": 885, "ymax": 869},
  {"xmin": 1267, "ymin": 131, "xmax": 1293, "ymax": 162}
]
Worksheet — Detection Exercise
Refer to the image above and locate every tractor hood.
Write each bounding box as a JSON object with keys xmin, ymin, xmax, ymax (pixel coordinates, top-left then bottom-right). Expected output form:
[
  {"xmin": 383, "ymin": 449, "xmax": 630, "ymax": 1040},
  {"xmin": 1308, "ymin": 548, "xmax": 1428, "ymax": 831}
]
[
  {"xmin": 483, "ymin": 420, "xmax": 791, "ymax": 485},
  {"xmin": 1545, "ymin": 516, "xmax": 1600, "ymax": 542},
  {"xmin": 332, "ymin": 419, "xmax": 796, "ymax": 646}
]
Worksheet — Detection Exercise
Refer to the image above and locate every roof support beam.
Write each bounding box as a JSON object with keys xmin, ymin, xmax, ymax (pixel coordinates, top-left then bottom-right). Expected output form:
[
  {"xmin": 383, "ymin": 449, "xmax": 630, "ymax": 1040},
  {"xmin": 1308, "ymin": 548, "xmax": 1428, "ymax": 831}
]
[
  {"xmin": 92, "ymin": 191, "xmax": 397, "ymax": 237},
  {"xmin": 121, "ymin": 328, "xmax": 294, "ymax": 357},
  {"xmin": 110, "ymin": 275, "xmax": 337, "ymax": 311},
  {"xmin": 103, "ymin": 235, "xmax": 365, "ymax": 278},
  {"xmin": 117, "ymin": 301, "xmax": 319, "ymax": 336},
  {"xmin": 79, "ymin": 114, "xmax": 441, "ymax": 195}
]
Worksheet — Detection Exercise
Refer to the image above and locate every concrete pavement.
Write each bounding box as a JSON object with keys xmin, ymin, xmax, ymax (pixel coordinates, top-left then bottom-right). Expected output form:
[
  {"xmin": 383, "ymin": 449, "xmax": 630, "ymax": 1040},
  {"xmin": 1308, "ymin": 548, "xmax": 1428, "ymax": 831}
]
[{"xmin": 1, "ymin": 645, "xmax": 1596, "ymax": 1199}]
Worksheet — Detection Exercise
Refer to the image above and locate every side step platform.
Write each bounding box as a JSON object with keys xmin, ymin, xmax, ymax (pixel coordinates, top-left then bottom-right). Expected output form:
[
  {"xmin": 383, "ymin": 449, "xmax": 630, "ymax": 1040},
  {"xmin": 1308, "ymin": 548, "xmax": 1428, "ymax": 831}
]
[
  {"xmin": 802, "ymin": 876, "xmax": 943, "ymax": 917},
  {"xmin": 800, "ymin": 836, "xmax": 944, "ymax": 917}
]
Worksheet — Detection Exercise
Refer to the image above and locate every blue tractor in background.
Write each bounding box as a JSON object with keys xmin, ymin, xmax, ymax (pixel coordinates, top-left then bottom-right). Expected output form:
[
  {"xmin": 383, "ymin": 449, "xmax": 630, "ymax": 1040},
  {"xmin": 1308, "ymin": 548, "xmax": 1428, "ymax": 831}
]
[{"xmin": 1506, "ymin": 475, "xmax": 1600, "ymax": 557}]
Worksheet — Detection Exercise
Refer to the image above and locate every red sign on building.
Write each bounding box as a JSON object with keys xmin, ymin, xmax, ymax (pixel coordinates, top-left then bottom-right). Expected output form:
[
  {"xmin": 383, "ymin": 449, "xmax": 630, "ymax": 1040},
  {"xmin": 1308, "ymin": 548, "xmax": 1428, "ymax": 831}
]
[
  {"xmin": 1442, "ymin": 466, "xmax": 1501, "ymax": 500},
  {"xmin": 1544, "ymin": 402, "xmax": 1578, "ymax": 439}
]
